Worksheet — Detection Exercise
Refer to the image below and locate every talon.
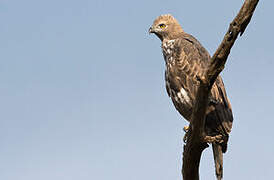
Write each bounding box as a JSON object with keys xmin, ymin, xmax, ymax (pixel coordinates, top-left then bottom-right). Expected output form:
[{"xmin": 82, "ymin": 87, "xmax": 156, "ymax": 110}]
[
  {"xmin": 204, "ymin": 135, "xmax": 224, "ymax": 143},
  {"xmin": 183, "ymin": 126, "xmax": 190, "ymax": 143},
  {"xmin": 183, "ymin": 133, "xmax": 188, "ymax": 143},
  {"xmin": 183, "ymin": 134, "xmax": 187, "ymax": 143},
  {"xmin": 183, "ymin": 126, "xmax": 189, "ymax": 132}
]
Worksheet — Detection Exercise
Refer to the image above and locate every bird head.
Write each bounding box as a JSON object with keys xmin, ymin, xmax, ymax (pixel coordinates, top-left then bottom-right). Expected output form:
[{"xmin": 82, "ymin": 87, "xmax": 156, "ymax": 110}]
[{"xmin": 149, "ymin": 14, "xmax": 184, "ymax": 41}]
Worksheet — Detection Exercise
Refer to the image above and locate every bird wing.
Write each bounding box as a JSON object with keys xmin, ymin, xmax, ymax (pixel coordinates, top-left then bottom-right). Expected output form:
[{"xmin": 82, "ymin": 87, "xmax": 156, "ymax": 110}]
[{"xmin": 166, "ymin": 33, "xmax": 233, "ymax": 138}]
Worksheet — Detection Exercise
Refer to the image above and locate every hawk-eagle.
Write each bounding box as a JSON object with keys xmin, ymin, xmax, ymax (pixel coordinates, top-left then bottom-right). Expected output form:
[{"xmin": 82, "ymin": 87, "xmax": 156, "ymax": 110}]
[{"xmin": 149, "ymin": 14, "xmax": 233, "ymax": 180}]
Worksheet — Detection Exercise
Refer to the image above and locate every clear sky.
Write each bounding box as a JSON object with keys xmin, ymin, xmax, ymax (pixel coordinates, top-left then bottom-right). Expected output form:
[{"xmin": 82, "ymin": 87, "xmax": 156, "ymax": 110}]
[{"xmin": 0, "ymin": 0, "xmax": 273, "ymax": 180}]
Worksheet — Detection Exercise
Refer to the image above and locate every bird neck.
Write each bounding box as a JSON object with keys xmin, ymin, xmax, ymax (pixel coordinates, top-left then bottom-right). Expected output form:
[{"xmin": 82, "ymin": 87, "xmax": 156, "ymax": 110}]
[{"xmin": 163, "ymin": 31, "xmax": 185, "ymax": 41}]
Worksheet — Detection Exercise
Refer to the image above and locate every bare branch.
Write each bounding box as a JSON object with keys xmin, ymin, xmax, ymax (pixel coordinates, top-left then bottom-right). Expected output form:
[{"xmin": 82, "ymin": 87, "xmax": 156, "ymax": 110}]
[{"xmin": 182, "ymin": 1, "xmax": 259, "ymax": 180}]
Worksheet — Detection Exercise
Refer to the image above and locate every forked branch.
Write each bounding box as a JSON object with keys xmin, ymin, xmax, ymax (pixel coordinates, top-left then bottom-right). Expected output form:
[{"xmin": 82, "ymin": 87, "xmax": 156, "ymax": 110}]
[{"xmin": 182, "ymin": 0, "xmax": 259, "ymax": 180}]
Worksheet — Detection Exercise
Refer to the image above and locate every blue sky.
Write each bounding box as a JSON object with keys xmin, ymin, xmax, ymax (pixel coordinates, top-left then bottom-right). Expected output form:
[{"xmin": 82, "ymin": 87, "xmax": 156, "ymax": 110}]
[{"xmin": 0, "ymin": 0, "xmax": 273, "ymax": 179}]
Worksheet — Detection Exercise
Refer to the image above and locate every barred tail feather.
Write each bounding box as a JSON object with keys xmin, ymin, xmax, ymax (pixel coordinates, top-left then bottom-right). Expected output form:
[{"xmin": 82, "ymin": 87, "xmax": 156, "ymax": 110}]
[{"xmin": 212, "ymin": 143, "xmax": 223, "ymax": 180}]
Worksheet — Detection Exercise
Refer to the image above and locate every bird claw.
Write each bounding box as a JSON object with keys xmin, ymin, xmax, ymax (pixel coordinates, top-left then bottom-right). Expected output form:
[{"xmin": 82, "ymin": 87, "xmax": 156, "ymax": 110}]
[
  {"xmin": 183, "ymin": 126, "xmax": 189, "ymax": 132},
  {"xmin": 183, "ymin": 126, "xmax": 189, "ymax": 143},
  {"xmin": 204, "ymin": 135, "xmax": 224, "ymax": 144},
  {"xmin": 183, "ymin": 126, "xmax": 224, "ymax": 144}
]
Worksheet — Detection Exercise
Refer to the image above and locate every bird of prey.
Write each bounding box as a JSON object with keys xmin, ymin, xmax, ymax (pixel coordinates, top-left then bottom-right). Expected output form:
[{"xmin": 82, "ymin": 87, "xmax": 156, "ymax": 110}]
[{"xmin": 149, "ymin": 14, "xmax": 233, "ymax": 180}]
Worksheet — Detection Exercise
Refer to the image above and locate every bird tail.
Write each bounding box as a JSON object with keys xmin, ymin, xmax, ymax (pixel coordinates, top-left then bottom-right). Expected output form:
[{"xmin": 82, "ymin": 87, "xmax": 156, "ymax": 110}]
[{"xmin": 212, "ymin": 143, "xmax": 223, "ymax": 180}]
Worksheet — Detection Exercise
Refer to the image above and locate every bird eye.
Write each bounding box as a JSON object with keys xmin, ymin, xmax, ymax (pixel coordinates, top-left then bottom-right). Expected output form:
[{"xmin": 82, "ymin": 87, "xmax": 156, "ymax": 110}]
[{"xmin": 159, "ymin": 24, "xmax": 166, "ymax": 29}]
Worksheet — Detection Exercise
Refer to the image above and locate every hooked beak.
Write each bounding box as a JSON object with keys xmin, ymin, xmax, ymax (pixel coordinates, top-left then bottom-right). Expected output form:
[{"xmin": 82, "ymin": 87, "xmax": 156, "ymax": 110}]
[{"xmin": 149, "ymin": 26, "xmax": 155, "ymax": 34}]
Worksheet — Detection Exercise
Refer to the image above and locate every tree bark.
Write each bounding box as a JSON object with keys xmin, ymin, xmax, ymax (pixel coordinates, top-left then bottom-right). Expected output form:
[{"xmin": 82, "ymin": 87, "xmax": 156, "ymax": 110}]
[{"xmin": 182, "ymin": 0, "xmax": 260, "ymax": 180}]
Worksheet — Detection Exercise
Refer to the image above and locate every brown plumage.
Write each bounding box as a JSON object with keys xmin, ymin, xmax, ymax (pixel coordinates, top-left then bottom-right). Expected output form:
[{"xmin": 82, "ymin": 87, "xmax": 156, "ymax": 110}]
[{"xmin": 149, "ymin": 14, "xmax": 233, "ymax": 180}]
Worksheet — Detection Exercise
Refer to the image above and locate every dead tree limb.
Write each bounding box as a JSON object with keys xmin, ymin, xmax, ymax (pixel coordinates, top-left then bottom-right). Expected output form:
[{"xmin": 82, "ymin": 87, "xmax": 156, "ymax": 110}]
[{"xmin": 182, "ymin": 0, "xmax": 259, "ymax": 180}]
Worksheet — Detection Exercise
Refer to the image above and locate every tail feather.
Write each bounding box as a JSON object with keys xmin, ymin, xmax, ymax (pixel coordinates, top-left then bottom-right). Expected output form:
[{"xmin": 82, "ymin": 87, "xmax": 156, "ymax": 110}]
[{"xmin": 212, "ymin": 143, "xmax": 223, "ymax": 180}]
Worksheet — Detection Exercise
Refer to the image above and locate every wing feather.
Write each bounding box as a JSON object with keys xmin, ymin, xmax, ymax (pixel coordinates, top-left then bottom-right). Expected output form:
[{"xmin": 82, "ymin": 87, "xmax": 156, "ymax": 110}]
[{"xmin": 165, "ymin": 33, "xmax": 233, "ymax": 145}]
